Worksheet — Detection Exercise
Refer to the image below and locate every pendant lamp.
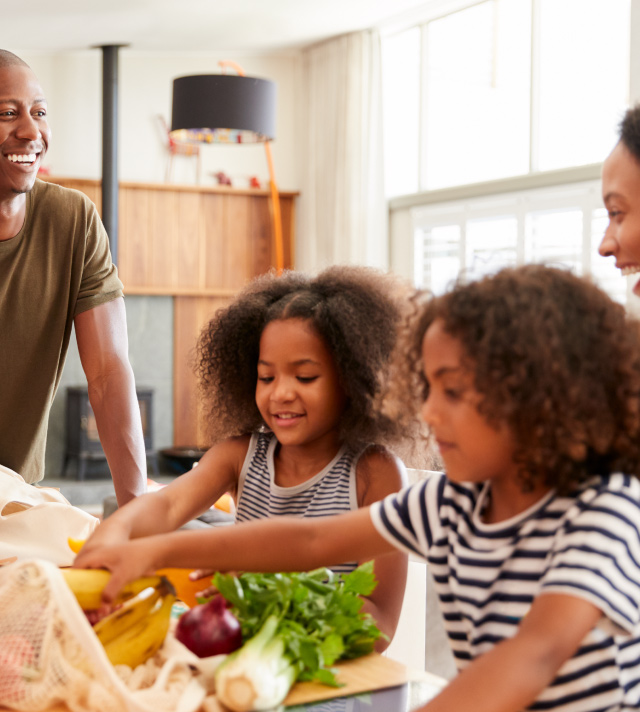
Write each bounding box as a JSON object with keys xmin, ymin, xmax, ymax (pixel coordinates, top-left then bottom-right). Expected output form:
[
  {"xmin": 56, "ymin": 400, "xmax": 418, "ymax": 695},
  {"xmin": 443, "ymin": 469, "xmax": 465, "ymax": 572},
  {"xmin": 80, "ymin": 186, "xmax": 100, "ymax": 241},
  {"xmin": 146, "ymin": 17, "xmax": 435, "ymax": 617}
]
[{"xmin": 170, "ymin": 62, "xmax": 284, "ymax": 272}]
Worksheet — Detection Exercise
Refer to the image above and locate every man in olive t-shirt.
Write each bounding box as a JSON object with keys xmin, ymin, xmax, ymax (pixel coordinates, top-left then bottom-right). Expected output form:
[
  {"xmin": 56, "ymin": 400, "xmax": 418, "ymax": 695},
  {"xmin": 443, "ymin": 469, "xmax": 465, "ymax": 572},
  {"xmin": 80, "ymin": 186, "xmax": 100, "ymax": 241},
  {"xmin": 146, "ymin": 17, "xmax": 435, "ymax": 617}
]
[{"xmin": 0, "ymin": 49, "xmax": 146, "ymax": 505}]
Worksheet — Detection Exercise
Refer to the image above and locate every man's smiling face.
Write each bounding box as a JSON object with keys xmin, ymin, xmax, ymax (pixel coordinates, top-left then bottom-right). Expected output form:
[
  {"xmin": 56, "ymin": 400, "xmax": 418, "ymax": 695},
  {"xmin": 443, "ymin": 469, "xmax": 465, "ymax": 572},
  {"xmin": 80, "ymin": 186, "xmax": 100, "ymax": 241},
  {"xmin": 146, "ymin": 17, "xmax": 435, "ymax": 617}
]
[{"xmin": 0, "ymin": 64, "xmax": 50, "ymax": 201}]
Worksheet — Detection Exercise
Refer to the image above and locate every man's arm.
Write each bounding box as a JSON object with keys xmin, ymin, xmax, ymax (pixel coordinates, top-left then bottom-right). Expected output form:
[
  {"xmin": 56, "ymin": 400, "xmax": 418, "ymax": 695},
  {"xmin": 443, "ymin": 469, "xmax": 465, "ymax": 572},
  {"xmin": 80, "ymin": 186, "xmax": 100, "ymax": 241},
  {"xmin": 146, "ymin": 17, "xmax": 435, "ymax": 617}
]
[{"xmin": 74, "ymin": 297, "xmax": 146, "ymax": 505}]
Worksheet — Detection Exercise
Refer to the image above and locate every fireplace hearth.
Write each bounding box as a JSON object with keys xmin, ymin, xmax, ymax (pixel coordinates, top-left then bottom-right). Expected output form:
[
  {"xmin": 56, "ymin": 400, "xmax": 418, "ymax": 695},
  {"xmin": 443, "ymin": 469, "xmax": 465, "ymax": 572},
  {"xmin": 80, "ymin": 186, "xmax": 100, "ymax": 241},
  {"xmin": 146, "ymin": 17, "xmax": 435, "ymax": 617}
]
[{"xmin": 62, "ymin": 386, "xmax": 160, "ymax": 479}]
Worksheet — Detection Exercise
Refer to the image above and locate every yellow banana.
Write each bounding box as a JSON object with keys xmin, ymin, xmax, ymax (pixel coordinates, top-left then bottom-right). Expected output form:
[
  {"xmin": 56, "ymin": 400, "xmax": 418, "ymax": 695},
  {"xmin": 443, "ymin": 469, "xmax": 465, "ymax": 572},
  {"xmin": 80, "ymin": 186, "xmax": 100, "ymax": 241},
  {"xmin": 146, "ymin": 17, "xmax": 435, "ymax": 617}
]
[
  {"xmin": 93, "ymin": 586, "xmax": 163, "ymax": 646},
  {"xmin": 102, "ymin": 590, "xmax": 176, "ymax": 668},
  {"xmin": 61, "ymin": 568, "xmax": 169, "ymax": 610}
]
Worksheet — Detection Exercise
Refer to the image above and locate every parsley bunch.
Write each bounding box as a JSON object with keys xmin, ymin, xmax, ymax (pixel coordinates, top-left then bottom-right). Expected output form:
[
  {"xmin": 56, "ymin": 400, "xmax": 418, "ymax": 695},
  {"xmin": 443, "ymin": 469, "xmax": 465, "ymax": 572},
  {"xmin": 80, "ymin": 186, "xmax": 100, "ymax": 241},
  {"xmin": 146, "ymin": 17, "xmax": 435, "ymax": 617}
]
[{"xmin": 213, "ymin": 562, "xmax": 384, "ymax": 686}]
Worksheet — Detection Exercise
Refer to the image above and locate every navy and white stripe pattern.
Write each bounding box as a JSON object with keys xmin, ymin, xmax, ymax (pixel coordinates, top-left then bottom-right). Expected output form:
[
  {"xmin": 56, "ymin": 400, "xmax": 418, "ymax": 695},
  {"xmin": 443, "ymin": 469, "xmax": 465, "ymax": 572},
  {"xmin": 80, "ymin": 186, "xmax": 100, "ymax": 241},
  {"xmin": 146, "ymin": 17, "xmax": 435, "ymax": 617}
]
[
  {"xmin": 236, "ymin": 432, "xmax": 360, "ymax": 574},
  {"xmin": 370, "ymin": 472, "xmax": 640, "ymax": 711}
]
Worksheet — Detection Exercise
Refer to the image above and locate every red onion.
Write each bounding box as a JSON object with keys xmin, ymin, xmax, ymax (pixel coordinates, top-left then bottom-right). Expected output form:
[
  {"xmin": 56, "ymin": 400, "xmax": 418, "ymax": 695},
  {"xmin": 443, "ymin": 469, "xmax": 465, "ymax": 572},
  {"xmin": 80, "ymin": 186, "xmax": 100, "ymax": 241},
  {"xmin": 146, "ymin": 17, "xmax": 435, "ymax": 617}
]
[{"xmin": 175, "ymin": 594, "xmax": 243, "ymax": 658}]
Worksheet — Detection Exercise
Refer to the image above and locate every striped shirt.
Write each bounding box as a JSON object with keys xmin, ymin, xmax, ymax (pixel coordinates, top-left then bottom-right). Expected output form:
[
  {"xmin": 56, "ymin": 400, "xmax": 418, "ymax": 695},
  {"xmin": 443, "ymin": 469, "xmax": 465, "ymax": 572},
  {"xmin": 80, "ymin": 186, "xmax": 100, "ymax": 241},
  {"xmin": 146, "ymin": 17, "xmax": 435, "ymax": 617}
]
[
  {"xmin": 236, "ymin": 431, "xmax": 360, "ymax": 574},
  {"xmin": 370, "ymin": 472, "xmax": 640, "ymax": 711}
]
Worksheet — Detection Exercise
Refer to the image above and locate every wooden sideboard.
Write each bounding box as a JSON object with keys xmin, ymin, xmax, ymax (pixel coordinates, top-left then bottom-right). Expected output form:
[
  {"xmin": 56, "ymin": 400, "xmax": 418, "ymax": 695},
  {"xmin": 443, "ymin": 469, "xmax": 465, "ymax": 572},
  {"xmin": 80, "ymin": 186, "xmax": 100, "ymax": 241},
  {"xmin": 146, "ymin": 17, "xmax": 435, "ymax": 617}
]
[{"xmin": 43, "ymin": 177, "xmax": 297, "ymax": 448}]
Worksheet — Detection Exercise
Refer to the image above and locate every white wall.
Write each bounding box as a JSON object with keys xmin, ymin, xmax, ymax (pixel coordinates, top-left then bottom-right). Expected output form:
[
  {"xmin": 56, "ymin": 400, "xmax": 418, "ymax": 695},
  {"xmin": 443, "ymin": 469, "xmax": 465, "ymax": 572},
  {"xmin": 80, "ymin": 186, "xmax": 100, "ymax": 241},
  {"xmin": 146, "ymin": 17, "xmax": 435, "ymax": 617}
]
[{"xmin": 14, "ymin": 49, "xmax": 302, "ymax": 192}]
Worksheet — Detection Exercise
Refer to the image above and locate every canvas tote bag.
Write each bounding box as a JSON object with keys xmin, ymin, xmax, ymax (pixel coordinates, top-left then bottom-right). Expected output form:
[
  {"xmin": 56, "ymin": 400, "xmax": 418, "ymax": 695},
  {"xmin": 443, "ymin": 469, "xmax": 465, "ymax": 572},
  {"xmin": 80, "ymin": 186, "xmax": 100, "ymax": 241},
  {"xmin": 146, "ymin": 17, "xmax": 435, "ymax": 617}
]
[{"xmin": 0, "ymin": 463, "xmax": 99, "ymax": 566}]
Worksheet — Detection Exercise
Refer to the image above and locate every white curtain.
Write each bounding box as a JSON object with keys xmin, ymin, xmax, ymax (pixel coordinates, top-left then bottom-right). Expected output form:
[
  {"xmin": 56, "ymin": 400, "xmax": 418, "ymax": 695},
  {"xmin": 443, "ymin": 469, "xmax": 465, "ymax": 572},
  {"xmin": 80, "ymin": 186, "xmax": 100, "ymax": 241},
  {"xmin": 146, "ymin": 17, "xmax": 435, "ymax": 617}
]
[{"xmin": 297, "ymin": 30, "xmax": 387, "ymax": 272}]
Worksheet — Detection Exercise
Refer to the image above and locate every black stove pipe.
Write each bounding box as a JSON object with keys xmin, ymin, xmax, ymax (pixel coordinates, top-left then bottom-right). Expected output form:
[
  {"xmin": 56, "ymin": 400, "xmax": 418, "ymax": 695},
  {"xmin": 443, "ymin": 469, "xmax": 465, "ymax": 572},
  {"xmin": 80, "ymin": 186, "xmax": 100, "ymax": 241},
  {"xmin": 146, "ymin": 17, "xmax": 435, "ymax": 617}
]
[{"xmin": 99, "ymin": 44, "xmax": 125, "ymax": 265}]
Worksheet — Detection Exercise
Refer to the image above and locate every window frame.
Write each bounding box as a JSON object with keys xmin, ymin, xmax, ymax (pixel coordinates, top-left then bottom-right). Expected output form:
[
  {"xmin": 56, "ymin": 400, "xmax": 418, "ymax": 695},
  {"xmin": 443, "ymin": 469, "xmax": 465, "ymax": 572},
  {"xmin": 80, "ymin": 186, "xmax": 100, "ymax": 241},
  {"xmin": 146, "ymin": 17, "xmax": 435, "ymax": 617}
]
[{"xmin": 408, "ymin": 170, "xmax": 630, "ymax": 303}]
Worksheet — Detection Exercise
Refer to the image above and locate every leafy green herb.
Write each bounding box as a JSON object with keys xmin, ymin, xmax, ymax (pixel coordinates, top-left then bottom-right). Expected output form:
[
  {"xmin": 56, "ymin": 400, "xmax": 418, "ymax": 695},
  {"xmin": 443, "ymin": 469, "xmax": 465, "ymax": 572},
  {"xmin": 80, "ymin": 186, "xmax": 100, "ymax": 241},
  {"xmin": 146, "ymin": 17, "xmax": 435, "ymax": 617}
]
[{"xmin": 213, "ymin": 562, "xmax": 384, "ymax": 687}]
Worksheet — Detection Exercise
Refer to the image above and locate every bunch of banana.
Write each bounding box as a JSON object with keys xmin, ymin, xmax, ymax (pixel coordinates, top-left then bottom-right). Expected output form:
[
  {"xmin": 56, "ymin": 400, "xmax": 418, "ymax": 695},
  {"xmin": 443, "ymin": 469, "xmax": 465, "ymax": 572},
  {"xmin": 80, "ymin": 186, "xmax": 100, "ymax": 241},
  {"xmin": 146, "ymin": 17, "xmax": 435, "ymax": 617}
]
[{"xmin": 62, "ymin": 569, "xmax": 176, "ymax": 669}]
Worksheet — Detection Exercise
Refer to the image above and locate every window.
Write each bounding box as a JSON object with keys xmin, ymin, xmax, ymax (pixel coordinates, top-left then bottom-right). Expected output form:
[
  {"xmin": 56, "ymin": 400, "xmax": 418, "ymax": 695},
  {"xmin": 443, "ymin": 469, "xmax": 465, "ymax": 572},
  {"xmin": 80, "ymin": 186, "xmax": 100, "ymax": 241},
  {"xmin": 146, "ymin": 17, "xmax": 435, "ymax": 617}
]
[
  {"xmin": 423, "ymin": 0, "xmax": 531, "ymax": 189},
  {"xmin": 412, "ymin": 181, "xmax": 628, "ymax": 303},
  {"xmin": 536, "ymin": 0, "xmax": 630, "ymax": 171},
  {"xmin": 382, "ymin": 0, "xmax": 630, "ymax": 197},
  {"xmin": 381, "ymin": 28, "xmax": 421, "ymax": 197}
]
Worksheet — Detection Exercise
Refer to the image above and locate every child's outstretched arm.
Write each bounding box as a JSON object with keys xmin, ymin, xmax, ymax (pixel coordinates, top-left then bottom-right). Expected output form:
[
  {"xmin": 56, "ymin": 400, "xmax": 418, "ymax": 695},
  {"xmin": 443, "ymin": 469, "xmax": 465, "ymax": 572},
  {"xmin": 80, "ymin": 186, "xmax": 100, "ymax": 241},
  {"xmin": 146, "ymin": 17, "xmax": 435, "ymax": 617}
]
[
  {"xmin": 74, "ymin": 437, "xmax": 249, "ymax": 561},
  {"xmin": 418, "ymin": 592, "xmax": 602, "ymax": 712},
  {"xmin": 74, "ymin": 506, "xmax": 398, "ymax": 603},
  {"xmin": 355, "ymin": 448, "xmax": 408, "ymax": 651}
]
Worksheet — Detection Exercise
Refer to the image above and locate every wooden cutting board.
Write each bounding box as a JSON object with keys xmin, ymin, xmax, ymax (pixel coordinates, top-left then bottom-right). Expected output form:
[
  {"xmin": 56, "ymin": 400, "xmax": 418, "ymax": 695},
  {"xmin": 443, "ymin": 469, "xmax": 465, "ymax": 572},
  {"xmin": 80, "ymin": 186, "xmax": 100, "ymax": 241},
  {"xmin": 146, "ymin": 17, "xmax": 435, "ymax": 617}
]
[{"xmin": 283, "ymin": 653, "xmax": 445, "ymax": 706}]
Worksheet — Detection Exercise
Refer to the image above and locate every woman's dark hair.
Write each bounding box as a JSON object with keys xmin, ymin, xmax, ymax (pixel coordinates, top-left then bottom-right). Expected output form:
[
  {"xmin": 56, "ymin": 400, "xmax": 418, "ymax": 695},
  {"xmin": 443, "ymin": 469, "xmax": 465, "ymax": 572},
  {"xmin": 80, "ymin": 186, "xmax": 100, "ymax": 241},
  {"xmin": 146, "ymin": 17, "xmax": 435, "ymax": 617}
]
[
  {"xmin": 384, "ymin": 264, "xmax": 640, "ymax": 493},
  {"xmin": 195, "ymin": 265, "xmax": 418, "ymax": 452},
  {"xmin": 619, "ymin": 104, "xmax": 640, "ymax": 164}
]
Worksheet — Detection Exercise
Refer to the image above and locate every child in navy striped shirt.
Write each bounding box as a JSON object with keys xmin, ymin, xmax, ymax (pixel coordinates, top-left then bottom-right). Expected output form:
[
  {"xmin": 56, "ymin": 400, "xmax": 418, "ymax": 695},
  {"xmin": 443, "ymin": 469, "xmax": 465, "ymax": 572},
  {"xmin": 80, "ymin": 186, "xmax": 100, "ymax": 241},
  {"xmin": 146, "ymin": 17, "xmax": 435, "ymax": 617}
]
[{"xmin": 80, "ymin": 265, "xmax": 640, "ymax": 712}]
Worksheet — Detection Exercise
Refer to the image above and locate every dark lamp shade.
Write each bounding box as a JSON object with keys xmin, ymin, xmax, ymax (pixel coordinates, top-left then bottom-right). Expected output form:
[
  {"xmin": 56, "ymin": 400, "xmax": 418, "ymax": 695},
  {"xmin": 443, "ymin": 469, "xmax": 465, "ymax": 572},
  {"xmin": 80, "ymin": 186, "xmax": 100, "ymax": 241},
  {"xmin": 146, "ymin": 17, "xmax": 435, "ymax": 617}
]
[{"xmin": 170, "ymin": 74, "xmax": 276, "ymax": 144}]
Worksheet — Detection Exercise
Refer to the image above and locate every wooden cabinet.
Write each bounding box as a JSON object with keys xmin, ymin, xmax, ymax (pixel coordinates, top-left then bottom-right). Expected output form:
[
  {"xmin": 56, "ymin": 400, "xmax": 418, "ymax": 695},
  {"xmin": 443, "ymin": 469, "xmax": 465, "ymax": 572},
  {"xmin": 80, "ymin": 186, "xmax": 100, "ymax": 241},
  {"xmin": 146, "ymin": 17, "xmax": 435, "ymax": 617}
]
[
  {"xmin": 44, "ymin": 177, "xmax": 297, "ymax": 448},
  {"xmin": 173, "ymin": 295, "xmax": 233, "ymax": 448},
  {"xmin": 43, "ymin": 177, "xmax": 296, "ymax": 295}
]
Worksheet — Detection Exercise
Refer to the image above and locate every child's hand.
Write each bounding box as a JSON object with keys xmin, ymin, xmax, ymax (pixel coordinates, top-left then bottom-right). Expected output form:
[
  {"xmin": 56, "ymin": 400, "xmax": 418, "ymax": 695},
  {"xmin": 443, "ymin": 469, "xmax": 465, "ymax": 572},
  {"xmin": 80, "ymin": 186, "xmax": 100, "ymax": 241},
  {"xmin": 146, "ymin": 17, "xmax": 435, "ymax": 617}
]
[
  {"xmin": 188, "ymin": 569, "xmax": 240, "ymax": 600},
  {"xmin": 188, "ymin": 568, "xmax": 217, "ymax": 599},
  {"xmin": 73, "ymin": 518, "xmax": 133, "ymax": 568},
  {"xmin": 72, "ymin": 539, "xmax": 158, "ymax": 604}
]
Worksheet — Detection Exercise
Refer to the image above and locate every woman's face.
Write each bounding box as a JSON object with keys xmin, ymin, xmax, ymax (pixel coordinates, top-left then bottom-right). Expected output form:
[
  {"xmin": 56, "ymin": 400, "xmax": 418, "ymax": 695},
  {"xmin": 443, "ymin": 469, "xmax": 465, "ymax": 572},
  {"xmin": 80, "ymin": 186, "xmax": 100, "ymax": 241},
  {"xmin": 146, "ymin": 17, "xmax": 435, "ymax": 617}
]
[{"xmin": 599, "ymin": 140, "xmax": 640, "ymax": 296}]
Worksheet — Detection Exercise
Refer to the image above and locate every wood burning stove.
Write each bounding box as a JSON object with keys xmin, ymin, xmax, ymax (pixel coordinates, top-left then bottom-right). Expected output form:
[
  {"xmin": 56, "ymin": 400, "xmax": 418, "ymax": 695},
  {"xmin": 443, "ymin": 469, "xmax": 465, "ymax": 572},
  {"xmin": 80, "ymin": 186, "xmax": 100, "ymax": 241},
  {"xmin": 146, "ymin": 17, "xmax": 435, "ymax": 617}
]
[{"xmin": 62, "ymin": 386, "xmax": 160, "ymax": 479}]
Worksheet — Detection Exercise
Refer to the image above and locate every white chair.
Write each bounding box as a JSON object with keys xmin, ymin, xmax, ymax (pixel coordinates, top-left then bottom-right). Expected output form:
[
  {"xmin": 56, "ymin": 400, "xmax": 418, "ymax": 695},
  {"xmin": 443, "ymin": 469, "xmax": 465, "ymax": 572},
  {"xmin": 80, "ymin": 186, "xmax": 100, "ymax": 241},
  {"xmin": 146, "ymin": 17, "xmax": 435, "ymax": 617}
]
[{"xmin": 385, "ymin": 469, "xmax": 457, "ymax": 679}]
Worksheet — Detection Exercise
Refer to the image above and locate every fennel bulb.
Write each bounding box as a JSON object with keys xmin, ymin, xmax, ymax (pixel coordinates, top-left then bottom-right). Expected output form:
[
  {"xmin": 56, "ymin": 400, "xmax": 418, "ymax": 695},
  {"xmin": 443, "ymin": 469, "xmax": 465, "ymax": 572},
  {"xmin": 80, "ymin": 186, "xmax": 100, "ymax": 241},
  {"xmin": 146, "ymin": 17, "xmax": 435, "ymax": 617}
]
[{"xmin": 215, "ymin": 615, "xmax": 297, "ymax": 712}]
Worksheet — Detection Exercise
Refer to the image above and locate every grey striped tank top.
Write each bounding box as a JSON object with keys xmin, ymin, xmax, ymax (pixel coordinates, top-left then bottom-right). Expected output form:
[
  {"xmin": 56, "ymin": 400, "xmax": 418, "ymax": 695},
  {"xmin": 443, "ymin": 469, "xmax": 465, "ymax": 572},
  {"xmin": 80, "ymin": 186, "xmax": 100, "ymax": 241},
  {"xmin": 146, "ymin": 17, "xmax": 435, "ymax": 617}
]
[{"xmin": 235, "ymin": 431, "xmax": 360, "ymax": 575}]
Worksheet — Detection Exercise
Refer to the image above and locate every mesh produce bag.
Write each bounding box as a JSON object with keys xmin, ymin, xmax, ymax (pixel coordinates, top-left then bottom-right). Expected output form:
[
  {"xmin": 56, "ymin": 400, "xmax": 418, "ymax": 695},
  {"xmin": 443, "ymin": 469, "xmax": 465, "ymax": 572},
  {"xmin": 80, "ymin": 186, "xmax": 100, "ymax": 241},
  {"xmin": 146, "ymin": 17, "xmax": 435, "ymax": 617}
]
[{"xmin": 0, "ymin": 559, "xmax": 211, "ymax": 712}]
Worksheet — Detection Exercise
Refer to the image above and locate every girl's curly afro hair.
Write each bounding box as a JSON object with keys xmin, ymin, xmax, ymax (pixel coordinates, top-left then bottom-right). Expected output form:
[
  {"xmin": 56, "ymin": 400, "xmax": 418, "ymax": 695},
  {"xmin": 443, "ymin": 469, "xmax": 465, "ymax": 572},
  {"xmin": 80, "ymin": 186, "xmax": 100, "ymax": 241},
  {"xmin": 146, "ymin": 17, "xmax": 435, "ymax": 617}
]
[
  {"xmin": 195, "ymin": 265, "xmax": 418, "ymax": 452},
  {"xmin": 384, "ymin": 264, "xmax": 640, "ymax": 493}
]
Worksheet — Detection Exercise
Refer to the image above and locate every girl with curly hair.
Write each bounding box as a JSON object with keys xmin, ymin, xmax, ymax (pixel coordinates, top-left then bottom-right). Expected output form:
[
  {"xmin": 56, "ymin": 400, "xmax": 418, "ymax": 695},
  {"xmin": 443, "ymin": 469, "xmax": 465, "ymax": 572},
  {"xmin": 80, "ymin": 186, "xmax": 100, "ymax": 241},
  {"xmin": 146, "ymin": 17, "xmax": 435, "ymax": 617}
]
[
  {"xmin": 77, "ymin": 265, "xmax": 418, "ymax": 650},
  {"xmin": 80, "ymin": 264, "xmax": 640, "ymax": 712}
]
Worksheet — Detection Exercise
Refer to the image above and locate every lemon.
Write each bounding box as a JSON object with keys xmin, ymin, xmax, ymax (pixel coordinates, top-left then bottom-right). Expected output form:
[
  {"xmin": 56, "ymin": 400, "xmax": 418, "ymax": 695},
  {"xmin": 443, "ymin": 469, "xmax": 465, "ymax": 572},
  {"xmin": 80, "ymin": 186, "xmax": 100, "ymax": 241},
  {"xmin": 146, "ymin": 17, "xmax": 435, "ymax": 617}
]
[{"xmin": 67, "ymin": 537, "xmax": 86, "ymax": 554}]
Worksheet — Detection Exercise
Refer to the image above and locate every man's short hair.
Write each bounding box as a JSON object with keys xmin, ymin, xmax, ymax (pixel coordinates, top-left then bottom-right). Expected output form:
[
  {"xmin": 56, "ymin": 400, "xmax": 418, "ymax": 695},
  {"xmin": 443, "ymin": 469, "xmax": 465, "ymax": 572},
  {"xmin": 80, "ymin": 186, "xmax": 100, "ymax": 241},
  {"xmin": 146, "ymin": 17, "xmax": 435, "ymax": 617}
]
[{"xmin": 0, "ymin": 49, "xmax": 29, "ymax": 70}]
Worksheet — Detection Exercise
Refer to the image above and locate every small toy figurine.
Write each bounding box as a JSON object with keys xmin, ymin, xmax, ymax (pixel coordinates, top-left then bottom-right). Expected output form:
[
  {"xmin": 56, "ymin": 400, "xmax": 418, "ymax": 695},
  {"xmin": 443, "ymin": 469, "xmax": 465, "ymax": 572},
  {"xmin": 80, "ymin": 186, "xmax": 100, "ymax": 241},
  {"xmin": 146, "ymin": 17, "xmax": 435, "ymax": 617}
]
[
  {"xmin": 249, "ymin": 176, "xmax": 261, "ymax": 189},
  {"xmin": 213, "ymin": 171, "xmax": 232, "ymax": 186}
]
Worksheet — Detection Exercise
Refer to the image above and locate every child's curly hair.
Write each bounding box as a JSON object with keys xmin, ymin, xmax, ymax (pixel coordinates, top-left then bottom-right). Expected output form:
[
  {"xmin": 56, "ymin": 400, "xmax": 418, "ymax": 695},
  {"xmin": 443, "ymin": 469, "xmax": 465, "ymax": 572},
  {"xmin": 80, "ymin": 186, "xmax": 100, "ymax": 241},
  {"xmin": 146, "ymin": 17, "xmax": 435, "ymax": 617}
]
[
  {"xmin": 384, "ymin": 264, "xmax": 640, "ymax": 493},
  {"xmin": 195, "ymin": 265, "xmax": 419, "ymax": 452}
]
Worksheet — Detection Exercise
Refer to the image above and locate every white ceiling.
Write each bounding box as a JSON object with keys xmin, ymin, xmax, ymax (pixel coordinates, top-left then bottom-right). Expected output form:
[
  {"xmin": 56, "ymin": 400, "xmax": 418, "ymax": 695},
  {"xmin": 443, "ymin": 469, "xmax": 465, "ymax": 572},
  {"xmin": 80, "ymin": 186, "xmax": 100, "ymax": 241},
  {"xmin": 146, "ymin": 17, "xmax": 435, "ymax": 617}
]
[{"xmin": 2, "ymin": 0, "xmax": 438, "ymax": 54}]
